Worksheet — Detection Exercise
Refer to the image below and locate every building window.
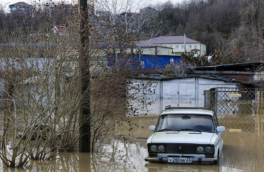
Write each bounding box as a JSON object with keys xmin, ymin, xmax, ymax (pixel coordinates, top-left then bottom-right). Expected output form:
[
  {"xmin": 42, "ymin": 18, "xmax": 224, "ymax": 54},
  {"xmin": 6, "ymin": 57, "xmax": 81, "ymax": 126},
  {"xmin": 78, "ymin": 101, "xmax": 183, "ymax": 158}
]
[
  {"xmin": 194, "ymin": 45, "xmax": 198, "ymax": 49},
  {"xmin": 175, "ymin": 45, "xmax": 179, "ymax": 49},
  {"xmin": 182, "ymin": 45, "xmax": 184, "ymax": 49},
  {"xmin": 169, "ymin": 45, "xmax": 172, "ymax": 48},
  {"xmin": 189, "ymin": 45, "xmax": 192, "ymax": 49},
  {"xmin": 194, "ymin": 51, "xmax": 198, "ymax": 54}
]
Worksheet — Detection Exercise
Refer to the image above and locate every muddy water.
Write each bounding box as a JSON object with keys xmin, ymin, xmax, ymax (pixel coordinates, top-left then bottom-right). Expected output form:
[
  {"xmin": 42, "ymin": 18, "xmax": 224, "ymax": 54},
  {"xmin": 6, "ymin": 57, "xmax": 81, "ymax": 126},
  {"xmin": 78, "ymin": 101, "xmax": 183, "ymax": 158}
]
[{"xmin": 1, "ymin": 117, "xmax": 264, "ymax": 172}]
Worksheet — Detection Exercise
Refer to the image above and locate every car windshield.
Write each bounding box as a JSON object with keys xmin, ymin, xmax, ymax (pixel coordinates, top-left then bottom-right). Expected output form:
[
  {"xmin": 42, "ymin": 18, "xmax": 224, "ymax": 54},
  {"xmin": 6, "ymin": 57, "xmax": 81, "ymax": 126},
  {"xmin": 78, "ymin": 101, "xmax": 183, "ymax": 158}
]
[{"xmin": 156, "ymin": 114, "xmax": 214, "ymax": 132}]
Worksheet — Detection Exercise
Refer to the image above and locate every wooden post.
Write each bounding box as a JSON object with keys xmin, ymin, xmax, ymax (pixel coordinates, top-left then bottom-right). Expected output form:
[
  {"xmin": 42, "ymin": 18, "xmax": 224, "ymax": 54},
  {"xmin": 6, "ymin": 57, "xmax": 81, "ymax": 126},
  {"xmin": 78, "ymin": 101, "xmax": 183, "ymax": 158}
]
[
  {"xmin": 261, "ymin": 91, "xmax": 263, "ymax": 136},
  {"xmin": 257, "ymin": 91, "xmax": 261, "ymax": 136},
  {"xmin": 78, "ymin": 0, "xmax": 91, "ymax": 152}
]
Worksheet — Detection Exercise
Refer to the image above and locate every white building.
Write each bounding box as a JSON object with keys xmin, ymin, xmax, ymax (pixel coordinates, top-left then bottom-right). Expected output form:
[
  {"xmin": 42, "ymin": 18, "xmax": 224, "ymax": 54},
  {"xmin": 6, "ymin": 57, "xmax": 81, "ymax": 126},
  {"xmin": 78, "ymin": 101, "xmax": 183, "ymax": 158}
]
[
  {"xmin": 137, "ymin": 36, "xmax": 206, "ymax": 56},
  {"xmin": 9, "ymin": 2, "xmax": 32, "ymax": 16}
]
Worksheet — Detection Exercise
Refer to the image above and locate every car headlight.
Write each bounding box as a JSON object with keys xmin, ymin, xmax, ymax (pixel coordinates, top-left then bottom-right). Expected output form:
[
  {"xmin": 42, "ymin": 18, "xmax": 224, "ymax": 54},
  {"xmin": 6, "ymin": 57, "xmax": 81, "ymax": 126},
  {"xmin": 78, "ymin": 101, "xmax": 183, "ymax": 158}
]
[
  {"xmin": 205, "ymin": 146, "xmax": 213, "ymax": 153},
  {"xmin": 158, "ymin": 145, "xmax": 165, "ymax": 152},
  {"xmin": 150, "ymin": 145, "xmax": 157, "ymax": 152},
  {"xmin": 197, "ymin": 146, "xmax": 204, "ymax": 153}
]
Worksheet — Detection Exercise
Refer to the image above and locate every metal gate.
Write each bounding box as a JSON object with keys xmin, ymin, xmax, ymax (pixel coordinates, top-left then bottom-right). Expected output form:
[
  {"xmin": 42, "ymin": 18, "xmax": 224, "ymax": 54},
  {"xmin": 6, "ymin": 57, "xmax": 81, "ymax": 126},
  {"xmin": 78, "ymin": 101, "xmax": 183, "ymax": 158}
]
[{"xmin": 204, "ymin": 87, "xmax": 258, "ymax": 133}]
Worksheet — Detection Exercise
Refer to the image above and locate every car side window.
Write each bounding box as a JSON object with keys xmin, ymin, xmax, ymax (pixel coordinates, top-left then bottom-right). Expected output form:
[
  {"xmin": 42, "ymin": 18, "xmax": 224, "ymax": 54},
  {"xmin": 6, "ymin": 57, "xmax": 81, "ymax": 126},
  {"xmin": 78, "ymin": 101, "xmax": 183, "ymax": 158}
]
[
  {"xmin": 155, "ymin": 116, "xmax": 162, "ymax": 132},
  {"xmin": 213, "ymin": 115, "xmax": 218, "ymax": 129},
  {"xmin": 215, "ymin": 115, "xmax": 219, "ymax": 126}
]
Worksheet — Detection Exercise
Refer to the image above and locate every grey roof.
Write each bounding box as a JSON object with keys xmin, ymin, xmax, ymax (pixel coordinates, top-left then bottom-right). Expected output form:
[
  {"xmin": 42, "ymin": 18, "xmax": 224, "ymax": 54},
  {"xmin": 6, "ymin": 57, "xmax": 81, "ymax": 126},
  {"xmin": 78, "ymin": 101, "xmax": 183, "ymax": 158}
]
[
  {"xmin": 136, "ymin": 40, "xmax": 162, "ymax": 47},
  {"xmin": 194, "ymin": 62, "xmax": 263, "ymax": 71},
  {"xmin": 137, "ymin": 36, "xmax": 200, "ymax": 47},
  {"xmin": 10, "ymin": 2, "xmax": 30, "ymax": 6},
  {"xmin": 130, "ymin": 75, "xmax": 239, "ymax": 83}
]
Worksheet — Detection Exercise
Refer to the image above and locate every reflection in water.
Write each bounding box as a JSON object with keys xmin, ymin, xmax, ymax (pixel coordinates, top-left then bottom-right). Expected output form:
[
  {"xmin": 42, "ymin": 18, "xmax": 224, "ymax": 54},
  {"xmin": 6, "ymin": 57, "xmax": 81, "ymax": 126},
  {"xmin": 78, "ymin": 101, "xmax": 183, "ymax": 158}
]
[
  {"xmin": 0, "ymin": 118, "xmax": 263, "ymax": 172},
  {"xmin": 91, "ymin": 137, "xmax": 148, "ymax": 172},
  {"xmin": 145, "ymin": 163, "xmax": 221, "ymax": 172}
]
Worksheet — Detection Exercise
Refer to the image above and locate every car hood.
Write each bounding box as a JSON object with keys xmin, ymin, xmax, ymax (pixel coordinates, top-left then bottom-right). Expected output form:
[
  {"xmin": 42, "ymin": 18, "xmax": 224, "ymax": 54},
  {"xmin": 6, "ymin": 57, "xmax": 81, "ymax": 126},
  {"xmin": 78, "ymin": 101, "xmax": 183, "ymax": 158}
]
[{"xmin": 149, "ymin": 131, "xmax": 215, "ymax": 144}]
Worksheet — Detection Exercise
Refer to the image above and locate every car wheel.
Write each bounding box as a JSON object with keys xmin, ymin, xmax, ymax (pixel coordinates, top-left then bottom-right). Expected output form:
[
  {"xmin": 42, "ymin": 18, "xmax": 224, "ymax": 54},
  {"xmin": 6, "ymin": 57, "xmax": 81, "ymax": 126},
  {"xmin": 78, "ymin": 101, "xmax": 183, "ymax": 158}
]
[
  {"xmin": 213, "ymin": 151, "xmax": 219, "ymax": 165},
  {"xmin": 213, "ymin": 159, "xmax": 218, "ymax": 165}
]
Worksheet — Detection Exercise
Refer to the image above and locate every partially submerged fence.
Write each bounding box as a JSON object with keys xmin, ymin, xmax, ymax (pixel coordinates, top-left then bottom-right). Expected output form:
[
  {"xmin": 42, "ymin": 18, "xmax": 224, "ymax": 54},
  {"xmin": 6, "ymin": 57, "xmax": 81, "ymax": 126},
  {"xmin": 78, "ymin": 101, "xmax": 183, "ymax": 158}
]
[
  {"xmin": 257, "ymin": 91, "xmax": 264, "ymax": 136},
  {"xmin": 204, "ymin": 87, "xmax": 264, "ymax": 135}
]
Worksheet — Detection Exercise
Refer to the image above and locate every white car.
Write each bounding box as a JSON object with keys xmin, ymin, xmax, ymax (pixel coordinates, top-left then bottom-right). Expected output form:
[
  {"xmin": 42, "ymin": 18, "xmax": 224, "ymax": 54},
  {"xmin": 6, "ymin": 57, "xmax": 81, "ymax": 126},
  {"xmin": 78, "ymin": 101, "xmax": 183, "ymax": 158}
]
[{"xmin": 145, "ymin": 106, "xmax": 225, "ymax": 164}]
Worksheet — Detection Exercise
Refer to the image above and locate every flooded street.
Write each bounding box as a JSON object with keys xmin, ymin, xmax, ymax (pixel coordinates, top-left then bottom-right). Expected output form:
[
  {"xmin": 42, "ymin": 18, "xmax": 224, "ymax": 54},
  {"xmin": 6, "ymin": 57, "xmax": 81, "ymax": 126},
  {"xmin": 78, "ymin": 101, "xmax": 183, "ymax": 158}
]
[{"xmin": 1, "ymin": 116, "xmax": 264, "ymax": 172}]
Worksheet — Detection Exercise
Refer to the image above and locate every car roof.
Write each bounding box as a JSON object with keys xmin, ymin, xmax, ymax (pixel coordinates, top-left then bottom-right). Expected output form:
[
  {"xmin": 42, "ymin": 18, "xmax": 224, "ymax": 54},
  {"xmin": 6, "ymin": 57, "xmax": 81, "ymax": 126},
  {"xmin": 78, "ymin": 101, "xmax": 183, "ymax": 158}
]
[{"xmin": 161, "ymin": 109, "xmax": 214, "ymax": 116}]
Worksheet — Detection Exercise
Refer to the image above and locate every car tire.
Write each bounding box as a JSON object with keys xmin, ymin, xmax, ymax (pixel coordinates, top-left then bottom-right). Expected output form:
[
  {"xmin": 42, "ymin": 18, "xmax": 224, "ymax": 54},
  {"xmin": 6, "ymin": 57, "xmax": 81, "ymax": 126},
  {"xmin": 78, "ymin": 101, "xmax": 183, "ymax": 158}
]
[
  {"xmin": 213, "ymin": 159, "xmax": 218, "ymax": 165},
  {"xmin": 213, "ymin": 151, "xmax": 219, "ymax": 165}
]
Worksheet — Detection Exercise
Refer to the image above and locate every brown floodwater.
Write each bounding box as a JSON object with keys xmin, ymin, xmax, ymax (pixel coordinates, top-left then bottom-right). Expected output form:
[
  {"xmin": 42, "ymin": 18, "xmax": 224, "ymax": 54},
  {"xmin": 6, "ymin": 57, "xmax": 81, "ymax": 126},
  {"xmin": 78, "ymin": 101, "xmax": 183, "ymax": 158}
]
[{"xmin": 1, "ymin": 117, "xmax": 264, "ymax": 172}]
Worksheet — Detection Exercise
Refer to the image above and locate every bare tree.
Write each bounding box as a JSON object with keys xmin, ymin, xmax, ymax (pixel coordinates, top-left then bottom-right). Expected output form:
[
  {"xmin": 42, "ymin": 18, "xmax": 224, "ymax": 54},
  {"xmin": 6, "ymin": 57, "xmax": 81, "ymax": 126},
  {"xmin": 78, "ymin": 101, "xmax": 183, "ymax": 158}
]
[
  {"xmin": 162, "ymin": 62, "xmax": 194, "ymax": 77},
  {"xmin": 96, "ymin": 0, "xmax": 161, "ymax": 53},
  {"xmin": 241, "ymin": 0, "xmax": 264, "ymax": 61},
  {"xmin": 0, "ymin": 0, "xmax": 155, "ymax": 168}
]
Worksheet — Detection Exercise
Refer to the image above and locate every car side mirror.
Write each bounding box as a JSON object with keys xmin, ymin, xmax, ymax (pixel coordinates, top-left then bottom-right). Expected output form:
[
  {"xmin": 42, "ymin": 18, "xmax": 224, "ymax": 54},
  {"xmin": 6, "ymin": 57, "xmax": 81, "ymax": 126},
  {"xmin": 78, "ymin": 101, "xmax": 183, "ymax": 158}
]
[
  {"xmin": 216, "ymin": 126, "xmax": 225, "ymax": 133},
  {"xmin": 149, "ymin": 125, "xmax": 155, "ymax": 131}
]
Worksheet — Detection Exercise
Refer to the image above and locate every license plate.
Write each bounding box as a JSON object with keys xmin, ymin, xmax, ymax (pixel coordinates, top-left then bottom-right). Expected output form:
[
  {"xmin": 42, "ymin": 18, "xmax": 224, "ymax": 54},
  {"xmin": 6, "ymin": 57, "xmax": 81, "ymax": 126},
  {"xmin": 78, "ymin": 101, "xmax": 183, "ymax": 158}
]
[{"xmin": 168, "ymin": 157, "xmax": 192, "ymax": 163}]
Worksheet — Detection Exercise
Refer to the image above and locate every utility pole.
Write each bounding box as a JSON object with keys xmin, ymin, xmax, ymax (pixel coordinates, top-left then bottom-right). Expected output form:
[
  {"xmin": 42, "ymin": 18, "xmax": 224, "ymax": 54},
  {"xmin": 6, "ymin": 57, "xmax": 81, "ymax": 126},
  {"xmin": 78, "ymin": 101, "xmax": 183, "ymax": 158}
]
[
  {"xmin": 78, "ymin": 0, "xmax": 90, "ymax": 152},
  {"xmin": 184, "ymin": 33, "xmax": 186, "ymax": 54}
]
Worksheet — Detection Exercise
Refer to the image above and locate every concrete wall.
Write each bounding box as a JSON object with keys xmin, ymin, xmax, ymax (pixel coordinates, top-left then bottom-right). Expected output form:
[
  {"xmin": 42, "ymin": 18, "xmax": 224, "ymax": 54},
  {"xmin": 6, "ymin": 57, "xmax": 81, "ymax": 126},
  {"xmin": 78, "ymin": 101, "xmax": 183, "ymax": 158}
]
[
  {"xmin": 200, "ymin": 44, "xmax": 206, "ymax": 56},
  {"xmin": 128, "ymin": 78, "xmax": 238, "ymax": 116},
  {"xmin": 140, "ymin": 47, "xmax": 155, "ymax": 55},
  {"xmin": 157, "ymin": 47, "xmax": 173, "ymax": 56},
  {"xmin": 158, "ymin": 43, "xmax": 207, "ymax": 56},
  {"xmin": 254, "ymin": 71, "xmax": 264, "ymax": 81},
  {"xmin": 139, "ymin": 47, "xmax": 173, "ymax": 56}
]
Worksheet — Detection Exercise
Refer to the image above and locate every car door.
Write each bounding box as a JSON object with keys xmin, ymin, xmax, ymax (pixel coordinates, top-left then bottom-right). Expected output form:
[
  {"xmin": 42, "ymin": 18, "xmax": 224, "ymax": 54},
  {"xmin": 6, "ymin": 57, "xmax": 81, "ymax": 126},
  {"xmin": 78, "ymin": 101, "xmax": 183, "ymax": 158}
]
[{"xmin": 213, "ymin": 115, "xmax": 223, "ymax": 154}]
